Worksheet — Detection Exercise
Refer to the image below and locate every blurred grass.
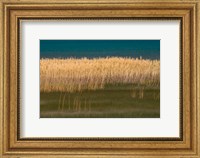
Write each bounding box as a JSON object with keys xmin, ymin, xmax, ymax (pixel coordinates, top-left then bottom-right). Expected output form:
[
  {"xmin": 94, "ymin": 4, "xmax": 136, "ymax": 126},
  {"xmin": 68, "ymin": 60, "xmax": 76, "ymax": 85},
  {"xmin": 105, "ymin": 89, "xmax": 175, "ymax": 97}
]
[{"xmin": 40, "ymin": 84, "xmax": 160, "ymax": 118}]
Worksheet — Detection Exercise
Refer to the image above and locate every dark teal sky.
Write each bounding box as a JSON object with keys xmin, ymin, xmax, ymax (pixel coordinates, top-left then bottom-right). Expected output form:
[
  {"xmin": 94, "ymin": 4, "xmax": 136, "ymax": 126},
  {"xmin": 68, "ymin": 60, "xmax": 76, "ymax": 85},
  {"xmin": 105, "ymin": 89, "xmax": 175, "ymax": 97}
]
[{"xmin": 40, "ymin": 40, "xmax": 160, "ymax": 59}]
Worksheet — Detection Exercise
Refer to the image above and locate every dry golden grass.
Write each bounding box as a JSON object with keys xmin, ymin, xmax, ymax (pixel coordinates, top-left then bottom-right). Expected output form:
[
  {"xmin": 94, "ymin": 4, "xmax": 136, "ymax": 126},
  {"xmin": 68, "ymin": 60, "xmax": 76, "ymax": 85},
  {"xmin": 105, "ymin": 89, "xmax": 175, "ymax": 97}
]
[{"xmin": 40, "ymin": 57, "xmax": 160, "ymax": 92}]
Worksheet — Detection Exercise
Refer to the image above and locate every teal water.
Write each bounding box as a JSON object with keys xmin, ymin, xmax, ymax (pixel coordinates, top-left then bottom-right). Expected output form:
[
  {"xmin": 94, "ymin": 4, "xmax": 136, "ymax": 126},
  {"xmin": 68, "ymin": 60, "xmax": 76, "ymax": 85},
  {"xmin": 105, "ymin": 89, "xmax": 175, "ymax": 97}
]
[{"xmin": 40, "ymin": 40, "xmax": 160, "ymax": 60}]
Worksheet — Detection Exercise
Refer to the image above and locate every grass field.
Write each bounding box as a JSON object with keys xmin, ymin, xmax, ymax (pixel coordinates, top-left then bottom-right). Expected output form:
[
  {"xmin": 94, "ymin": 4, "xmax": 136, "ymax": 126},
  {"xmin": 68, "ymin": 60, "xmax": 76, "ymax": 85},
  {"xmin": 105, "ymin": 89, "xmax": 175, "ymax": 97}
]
[
  {"xmin": 40, "ymin": 57, "xmax": 160, "ymax": 118},
  {"xmin": 40, "ymin": 57, "xmax": 160, "ymax": 92}
]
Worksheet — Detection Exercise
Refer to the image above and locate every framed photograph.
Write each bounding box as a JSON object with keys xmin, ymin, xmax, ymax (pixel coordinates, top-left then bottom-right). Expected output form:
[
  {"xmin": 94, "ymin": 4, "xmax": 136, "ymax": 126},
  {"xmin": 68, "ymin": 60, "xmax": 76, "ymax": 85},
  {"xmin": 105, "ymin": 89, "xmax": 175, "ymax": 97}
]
[
  {"xmin": 40, "ymin": 39, "xmax": 160, "ymax": 118},
  {"xmin": 0, "ymin": 0, "xmax": 199, "ymax": 157}
]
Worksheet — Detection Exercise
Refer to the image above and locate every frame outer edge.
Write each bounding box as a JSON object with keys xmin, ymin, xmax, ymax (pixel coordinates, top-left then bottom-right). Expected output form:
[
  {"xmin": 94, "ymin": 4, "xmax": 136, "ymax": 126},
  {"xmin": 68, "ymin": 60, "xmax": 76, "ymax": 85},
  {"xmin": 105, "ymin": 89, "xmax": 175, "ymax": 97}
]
[
  {"xmin": 0, "ymin": 0, "xmax": 199, "ymax": 3},
  {"xmin": 7, "ymin": 2, "xmax": 192, "ymax": 151},
  {"xmin": 1, "ymin": 0, "xmax": 200, "ymax": 157},
  {"xmin": 197, "ymin": 0, "xmax": 200, "ymax": 157},
  {"xmin": 0, "ymin": 1, "xmax": 3, "ymax": 158}
]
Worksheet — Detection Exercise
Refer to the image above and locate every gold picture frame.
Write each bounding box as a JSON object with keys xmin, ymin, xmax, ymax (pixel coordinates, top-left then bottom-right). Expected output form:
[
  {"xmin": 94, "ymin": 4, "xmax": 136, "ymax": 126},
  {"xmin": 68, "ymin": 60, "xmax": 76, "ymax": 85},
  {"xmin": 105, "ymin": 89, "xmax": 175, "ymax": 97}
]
[{"xmin": 0, "ymin": 0, "xmax": 199, "ymax": 157}]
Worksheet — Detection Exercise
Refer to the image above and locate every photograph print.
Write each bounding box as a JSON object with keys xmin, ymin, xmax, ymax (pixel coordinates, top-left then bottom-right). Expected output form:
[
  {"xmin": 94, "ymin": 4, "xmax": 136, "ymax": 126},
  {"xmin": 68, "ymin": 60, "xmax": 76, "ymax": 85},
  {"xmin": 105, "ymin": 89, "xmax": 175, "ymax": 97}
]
[{"xmin": 40, "ymin": 40, "xmax": 160, "ymax": 118}]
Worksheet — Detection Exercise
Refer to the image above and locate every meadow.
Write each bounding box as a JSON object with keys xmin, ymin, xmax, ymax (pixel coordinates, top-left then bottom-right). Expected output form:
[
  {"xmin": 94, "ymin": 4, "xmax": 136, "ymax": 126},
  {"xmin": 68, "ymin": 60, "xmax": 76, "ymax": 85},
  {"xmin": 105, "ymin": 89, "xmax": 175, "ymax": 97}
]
[{"xmin": 40, "ymin": 57, "xmax": 160, "ymax": 118}]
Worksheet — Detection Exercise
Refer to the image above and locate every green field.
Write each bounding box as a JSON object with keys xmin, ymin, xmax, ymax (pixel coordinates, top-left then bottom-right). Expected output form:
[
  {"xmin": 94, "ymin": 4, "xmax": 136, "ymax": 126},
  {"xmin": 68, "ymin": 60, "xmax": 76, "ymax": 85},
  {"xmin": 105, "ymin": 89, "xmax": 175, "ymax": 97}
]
[{"xmin": 40, "ymin": 84, "xmax": 160, "ymax": 118}]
